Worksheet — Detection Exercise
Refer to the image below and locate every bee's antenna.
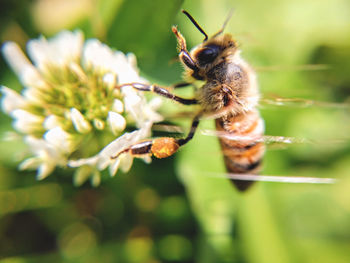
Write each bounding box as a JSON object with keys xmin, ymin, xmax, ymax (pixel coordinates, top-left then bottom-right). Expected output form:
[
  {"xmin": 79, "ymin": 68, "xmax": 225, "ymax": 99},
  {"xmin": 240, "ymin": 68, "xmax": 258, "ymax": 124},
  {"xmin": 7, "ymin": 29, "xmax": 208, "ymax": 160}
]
[
  {"xmin": 212, "ymin": 9, "xmax": 234, "ymax": 38},
  {"xmin": 182, "ymin": 10, "xmax": 208, "ymax": 41}
]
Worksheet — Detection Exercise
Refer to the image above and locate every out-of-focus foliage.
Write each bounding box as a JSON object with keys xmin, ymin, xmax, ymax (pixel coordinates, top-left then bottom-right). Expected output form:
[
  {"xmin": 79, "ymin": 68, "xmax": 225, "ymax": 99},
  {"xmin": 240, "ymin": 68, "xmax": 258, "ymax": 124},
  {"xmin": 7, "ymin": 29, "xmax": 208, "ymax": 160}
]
[{"xmin": 1, "ymin": 0, "xmax": 350, "ymax": 262}]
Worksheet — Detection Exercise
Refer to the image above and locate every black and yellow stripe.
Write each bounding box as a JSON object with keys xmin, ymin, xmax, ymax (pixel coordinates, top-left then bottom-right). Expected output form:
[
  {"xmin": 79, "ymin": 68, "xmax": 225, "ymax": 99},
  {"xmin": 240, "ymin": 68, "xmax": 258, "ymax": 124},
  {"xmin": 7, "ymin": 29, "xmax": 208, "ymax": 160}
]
[{"xmin": 216, "ymin": 109, "xmax": 265, "ymax": 191}]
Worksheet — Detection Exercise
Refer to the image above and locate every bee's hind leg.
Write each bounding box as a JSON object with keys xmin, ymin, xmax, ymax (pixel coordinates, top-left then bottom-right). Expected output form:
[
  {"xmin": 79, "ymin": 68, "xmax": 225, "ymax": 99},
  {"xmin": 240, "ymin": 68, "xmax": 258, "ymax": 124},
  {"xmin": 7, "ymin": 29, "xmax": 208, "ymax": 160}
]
[
  {"xmin": 111, "ymin": 137, "xmax": 180, "ymax": 160},
  {"xmin": 111, "ymin": 114, "xmax": 200, "ymax": 159}
]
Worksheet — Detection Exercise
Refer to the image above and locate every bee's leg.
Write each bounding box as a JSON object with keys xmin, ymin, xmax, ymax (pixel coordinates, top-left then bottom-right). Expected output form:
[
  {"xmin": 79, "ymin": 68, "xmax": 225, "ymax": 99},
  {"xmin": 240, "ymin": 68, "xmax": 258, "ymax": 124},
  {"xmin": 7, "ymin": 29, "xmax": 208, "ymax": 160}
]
[
  {"xmin": 172, "ymin": 82, "xmax": 192, "ymax": 89},
  {"xmin": 172, "ymin": 26, "xmax": 201, "ymax": 76},
  {"xmin": 176, "ymin": 114, "xmax": 200, "ymax": 146},
  {"xmin": 178, "ymin": 50, "xmax": 199, "ymax": 72},
  {"xmin": 120, "ymin": 83, "xmax": 198, "ymax": 105},
  {"xmin": 111, "ymin": 138, "xmax": 179, "ymax": 160},
  {"xmin": 111, "ymin": 114, "xmax": 200, "ymax": 159}
]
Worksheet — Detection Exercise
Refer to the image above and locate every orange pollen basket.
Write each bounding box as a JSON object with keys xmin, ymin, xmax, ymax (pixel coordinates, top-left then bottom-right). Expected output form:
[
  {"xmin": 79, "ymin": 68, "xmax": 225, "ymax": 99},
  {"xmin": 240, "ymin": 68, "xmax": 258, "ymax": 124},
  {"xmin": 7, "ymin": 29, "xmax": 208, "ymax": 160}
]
[{"xmin": 151, "ymin": 137, "xmax": 180, "ymax": 159}]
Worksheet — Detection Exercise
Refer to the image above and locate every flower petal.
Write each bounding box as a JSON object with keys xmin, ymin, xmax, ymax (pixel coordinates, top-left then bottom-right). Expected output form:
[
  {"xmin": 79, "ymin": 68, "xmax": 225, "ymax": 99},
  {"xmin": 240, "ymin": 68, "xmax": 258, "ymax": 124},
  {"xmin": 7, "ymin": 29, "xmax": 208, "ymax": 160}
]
[
  {"xmin": 0, "ymin": 86, "xmax": 27, "ymax": 114},
  {"xmin": 19, "ymin": 157, "xmax": 42, "ymax": 170},
  {"xmin": 107, "ymin": 111, "xmax": 126, "ymax": 135},
  {"xmin": 1, "ymin": 42, "xmax": 45, "ymax": 87},
  {"xmin": 91, "ymin": 170, "xmax": 101, "ymax": 187},
  {"xmin": 73, "ymin": 165, "xmax": 94, "ymax": 186},
  {"xmin": 103, "ymin": 72, "xmax": 116, "ymax": 90},
  {"xmin": 27, "ymin": 30, "xmax": 84, "ymax": 71},
  {"xmin": 43, "ymin": 115, "xmax": 64, "ymax": 130},
  {"xmin": 11, "ymin": 109, "xmax": 44, "ymax": 133},
  {"xmin": 109, "ymin": 158, "xmax": 121, "ymax": 177},
  {"xmin": 37, "ymin": 162, "xmax": 56, "ymax": 180},
  {"xmin": 119, "ymin": 154, "xmax": 133, "ymax": 173},
  {"xmin": 96, "ymin": 123, "xmax": 151, "ymax": 170},
  {"xmin": 70, "ymin": 108, "xmax": 92, "ymax": 133},
  {"xmin": 44, "ymin": 127, "xmax": 73, "ymax": 153},
  {"xmin": 68, "ymin": 155, "xmax": 99, "ymax": 168},
  {"xmin": 112, "ymin": 99, "xmax": 124, "ymax": 113}
]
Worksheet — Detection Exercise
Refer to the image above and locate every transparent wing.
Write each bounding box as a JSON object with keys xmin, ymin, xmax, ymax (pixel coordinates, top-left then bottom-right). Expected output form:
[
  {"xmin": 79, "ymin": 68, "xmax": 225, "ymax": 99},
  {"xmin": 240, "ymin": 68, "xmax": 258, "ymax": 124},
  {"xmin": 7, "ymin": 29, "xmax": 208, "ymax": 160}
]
[
  {"xmin": 260, "ymin": 95, "xmax": 350, "ymax": 110},
  {"xmin": 206, "ymin": 172, "xmax": 337, "ymax": 184}
]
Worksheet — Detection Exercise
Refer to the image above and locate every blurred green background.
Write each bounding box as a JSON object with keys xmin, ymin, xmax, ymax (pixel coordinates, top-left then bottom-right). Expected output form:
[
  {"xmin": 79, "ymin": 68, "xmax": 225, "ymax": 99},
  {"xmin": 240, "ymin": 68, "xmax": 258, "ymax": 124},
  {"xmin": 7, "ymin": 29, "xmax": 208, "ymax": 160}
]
[{"xmin": 1, "ymin": 0, "xmax": 350, "ymax": 262}]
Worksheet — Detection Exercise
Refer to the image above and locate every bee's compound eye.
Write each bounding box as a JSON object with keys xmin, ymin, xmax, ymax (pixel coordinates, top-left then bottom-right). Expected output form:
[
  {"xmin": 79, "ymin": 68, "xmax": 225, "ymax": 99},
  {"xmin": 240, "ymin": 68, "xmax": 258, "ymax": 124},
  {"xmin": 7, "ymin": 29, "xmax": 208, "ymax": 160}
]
[{"xmin": 197, "ymin": 45, "xmax": 220, "ymax": 65}]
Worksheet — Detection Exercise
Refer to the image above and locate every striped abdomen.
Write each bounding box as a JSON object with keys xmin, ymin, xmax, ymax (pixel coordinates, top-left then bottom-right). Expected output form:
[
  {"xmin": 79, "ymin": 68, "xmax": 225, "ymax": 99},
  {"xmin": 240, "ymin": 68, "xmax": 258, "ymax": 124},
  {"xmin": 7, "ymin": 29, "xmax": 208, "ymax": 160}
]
[{"xmin": 215, "ymin": 109, "xmax": 265, "ymax": 191}]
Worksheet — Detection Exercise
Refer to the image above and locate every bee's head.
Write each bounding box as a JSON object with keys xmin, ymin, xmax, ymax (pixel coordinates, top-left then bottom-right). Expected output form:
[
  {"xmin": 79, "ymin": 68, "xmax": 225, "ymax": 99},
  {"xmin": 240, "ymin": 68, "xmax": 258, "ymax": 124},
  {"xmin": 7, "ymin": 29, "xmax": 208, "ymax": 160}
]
[
  {"xmin": 191, "ymin": 35, "xmax": 237, "ymax": 68},
  {"xmin": 181, "ymin": 10, "xmax": 237, "ymax": 73},
  {"xmin": 194, "ymin": 44, "xmax": 221, "ymax": 66}
]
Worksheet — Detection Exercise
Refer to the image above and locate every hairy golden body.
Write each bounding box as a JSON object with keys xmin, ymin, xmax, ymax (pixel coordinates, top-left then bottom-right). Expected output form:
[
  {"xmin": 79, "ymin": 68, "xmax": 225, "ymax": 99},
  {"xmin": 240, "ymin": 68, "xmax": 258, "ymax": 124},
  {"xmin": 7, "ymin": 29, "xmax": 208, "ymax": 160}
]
[{"xmin": 184, "ymin": 33, "xmax": 265, "ymax": 191}]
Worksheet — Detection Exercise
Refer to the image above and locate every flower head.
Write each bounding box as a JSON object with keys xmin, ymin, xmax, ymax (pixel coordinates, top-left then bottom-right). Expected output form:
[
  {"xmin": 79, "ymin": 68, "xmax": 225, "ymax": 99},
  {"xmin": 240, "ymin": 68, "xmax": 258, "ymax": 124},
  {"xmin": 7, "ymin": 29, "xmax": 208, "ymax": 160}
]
[{"xmin": 1, "ymin": 30, "xmax": 163, "ymax": 185}]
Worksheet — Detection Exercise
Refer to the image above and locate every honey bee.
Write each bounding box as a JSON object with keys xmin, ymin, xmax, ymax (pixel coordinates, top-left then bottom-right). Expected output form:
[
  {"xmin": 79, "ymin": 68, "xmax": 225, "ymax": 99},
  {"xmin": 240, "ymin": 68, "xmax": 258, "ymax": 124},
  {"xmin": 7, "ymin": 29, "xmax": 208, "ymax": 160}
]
[{"xmin": 114, "ymin": 10, "xmax": 265, "ymax": 191}]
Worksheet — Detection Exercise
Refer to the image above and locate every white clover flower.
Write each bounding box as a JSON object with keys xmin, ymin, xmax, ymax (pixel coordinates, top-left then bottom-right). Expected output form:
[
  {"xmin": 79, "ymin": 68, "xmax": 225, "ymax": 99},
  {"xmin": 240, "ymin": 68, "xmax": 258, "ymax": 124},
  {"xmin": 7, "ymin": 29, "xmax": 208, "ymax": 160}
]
[{"xmin": 1, "ymin": 30, "xmax": 163, "ymax": 185}]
